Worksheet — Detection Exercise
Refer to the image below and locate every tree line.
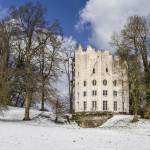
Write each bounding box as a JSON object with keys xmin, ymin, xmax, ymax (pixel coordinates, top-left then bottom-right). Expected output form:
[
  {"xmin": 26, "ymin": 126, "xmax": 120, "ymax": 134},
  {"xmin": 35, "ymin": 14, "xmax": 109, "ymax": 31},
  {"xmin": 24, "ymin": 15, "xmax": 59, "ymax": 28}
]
[
  {"xmin": 112, "ymin": 15, "xmax": 150, "ymax": 120},
  {"xmin": 0, "ymin": 2, "xmax": 75, "ymax": 120}
]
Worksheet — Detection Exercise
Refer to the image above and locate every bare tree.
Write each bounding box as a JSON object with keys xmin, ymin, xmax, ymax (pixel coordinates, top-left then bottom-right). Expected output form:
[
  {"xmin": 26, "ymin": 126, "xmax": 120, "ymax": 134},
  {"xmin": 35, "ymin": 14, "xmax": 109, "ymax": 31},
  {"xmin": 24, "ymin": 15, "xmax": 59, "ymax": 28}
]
[
  {"xmin": 36, "ymin": 27, "xmax": 62, "ymax": 111},
  {"xmin": 61, "ymin": 38, "xmax": 76, "ymax": 114},
  {"xmin": 9, "ymin": 2, "xmax": 61, "ymax": 120}
]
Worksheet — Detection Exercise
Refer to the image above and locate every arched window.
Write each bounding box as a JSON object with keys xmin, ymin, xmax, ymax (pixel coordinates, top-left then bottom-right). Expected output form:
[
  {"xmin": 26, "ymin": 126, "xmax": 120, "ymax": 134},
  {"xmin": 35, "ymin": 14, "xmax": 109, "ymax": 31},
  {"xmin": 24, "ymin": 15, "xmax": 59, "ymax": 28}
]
[
  {"xmin": 103, "ymin": 79, "xmax": 107, "ymax": 86},
  {"xmin": 92, "ymin": 80, "xmax": 97, "ymax": 86}
]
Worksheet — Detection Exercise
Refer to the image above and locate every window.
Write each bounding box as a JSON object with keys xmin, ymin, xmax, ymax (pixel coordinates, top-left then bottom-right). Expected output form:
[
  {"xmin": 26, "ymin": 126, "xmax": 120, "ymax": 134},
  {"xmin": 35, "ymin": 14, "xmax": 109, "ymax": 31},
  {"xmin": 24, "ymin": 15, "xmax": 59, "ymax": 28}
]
[
  {"xmin": 77, "ymin": 92, "xmax": 79, "ymax": 99},
  {"xmin": 83, "ymin": 101, "xmax": 87, "ymax": 111},
  {"xmin": 83, "ymin": 81, "xmax": 87, "ymax": 87},
  {"xmin": 93, "ymin": 68, "xmax": 95, "ymax": 74},
  {"xmin": 113, "ymin": 91, "xmax": 117, "ymax": 97},
  {"xmin": 114, "ymin": 101, "xmax": 117, "ymax": 111},
  {"xmin": 77, "ymin": 102, "xmax": 79, "ymax": 110},
  {"xmin": 103, "ymin": 79, "xmax": 107, "ymax": 86},
  {"xmin": 103, "ymin": 101, "xmax": 108, "ymax": 111},
  {"xmin": 113, "ymin": 80, "xmax": 117, "ymax": 86},
  {"xmin": 106, "ymin": 67, "xmax": 108, "ymax": 72},
  {"xmin": 92, "ymin": 90, "xmax": 97, "ymax": 96},
  {"xmin": 122, "ymin": 102, "xmax": 125, "ymax": 112},
  {"xmin": 103, "ymin": 90, "xmax": 108, "ymax": 96},
  {"xmin": 83, "ymin": 91, "xmax": 87, "ymax": 97},
  {"xmin": 92, "ymin": 80, "xmax": 97, "ymax": 86},
  {"xmin": 92, "ymin": 101, "xmax": 97, "ymax": 111}
]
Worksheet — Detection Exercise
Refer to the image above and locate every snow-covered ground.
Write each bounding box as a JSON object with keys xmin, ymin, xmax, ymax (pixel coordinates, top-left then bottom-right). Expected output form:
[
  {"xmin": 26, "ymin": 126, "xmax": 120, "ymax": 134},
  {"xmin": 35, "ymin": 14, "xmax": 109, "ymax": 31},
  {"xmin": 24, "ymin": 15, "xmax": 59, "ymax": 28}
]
[{"xmin": 0, "ymin": 107, "xmax": 150, "ymax": 150}]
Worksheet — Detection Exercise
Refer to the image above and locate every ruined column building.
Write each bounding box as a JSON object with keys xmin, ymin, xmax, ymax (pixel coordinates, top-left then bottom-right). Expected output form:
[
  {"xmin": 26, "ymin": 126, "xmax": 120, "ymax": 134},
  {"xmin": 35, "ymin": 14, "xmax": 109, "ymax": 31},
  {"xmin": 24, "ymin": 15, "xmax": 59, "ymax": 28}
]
[{"xmin": 74, "ymin": 45, "xmax": 129, "ymax": 113}]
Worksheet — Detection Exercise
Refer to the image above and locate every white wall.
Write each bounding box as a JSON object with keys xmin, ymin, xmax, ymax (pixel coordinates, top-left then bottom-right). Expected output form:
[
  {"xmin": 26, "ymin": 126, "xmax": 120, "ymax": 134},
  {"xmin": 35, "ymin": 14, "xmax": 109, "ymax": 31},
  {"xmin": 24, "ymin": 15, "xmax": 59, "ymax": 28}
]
[{"xmin": 74, "ymin": 45, "xmax": 129, "ymax": 113}]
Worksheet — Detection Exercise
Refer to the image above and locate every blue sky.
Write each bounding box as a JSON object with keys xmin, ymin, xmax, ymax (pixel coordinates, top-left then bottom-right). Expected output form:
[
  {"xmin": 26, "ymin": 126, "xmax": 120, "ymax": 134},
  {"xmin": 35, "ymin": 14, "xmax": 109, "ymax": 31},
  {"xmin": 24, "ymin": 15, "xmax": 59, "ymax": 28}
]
[
  {"xmin": 1, "ymin": 0, "xmax": 150, "ymax": 50},
  {"xmin": 0, "ymin": 0, "xmax": 90, "ymax": 47}
]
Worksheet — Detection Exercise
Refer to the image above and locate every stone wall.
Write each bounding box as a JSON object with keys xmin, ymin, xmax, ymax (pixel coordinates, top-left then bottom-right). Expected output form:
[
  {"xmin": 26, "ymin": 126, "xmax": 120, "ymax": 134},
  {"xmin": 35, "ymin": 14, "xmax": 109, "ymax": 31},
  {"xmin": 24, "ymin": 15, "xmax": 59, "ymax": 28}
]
[{"xmin": 72, "ymin": 112, "xmax": 113, "ymax": 128}]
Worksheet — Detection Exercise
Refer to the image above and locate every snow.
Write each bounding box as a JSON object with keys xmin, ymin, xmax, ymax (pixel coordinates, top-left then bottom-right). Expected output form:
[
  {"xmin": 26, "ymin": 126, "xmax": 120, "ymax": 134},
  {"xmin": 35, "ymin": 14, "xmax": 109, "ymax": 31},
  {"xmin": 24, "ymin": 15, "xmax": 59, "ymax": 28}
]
[{"xmin": 0, "ymin": 107, "xmax": 150, "ymax": 150}]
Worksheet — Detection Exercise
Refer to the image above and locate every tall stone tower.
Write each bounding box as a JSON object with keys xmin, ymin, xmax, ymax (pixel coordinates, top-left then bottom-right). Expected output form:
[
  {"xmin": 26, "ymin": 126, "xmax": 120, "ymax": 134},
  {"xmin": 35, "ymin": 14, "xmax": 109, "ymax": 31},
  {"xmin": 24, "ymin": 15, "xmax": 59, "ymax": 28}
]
[{"xmin": 74, "ymin": 45, "xmax": 129, "ymax": 113}]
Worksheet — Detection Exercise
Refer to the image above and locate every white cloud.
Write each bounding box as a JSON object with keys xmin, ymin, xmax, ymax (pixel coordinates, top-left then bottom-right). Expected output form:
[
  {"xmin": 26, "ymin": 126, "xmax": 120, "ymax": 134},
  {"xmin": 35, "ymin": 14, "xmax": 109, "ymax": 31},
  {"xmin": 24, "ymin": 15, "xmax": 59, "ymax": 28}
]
[
  {"xmin": 62, "ymin": 36, "xmax": 77, "ymax": 51},
  {"xmin": 77, "ymin": 0, "xmax": 150, "ymax": 49}
]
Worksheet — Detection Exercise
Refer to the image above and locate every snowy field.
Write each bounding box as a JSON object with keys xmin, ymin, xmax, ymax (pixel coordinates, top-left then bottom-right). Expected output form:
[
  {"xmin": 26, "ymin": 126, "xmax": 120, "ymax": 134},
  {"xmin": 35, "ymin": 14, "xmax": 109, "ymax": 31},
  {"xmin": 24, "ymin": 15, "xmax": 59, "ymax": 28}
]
[{"xmin": 0, "ymin": 107, "xmax": 150, "ymax": 150}]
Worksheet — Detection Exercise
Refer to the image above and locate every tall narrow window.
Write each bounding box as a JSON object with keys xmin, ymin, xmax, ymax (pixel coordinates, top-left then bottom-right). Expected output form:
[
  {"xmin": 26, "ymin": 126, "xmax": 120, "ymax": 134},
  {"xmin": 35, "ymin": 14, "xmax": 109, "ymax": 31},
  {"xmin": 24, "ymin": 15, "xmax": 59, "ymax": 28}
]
[
  {"xmin": 93, "ymin": 68, "xmax": 95, "ymax": 74},
  {"xmin": 77, "ymin": 92, "xmax": 79, "ymax": 99},
  {"xmin": 122, "ymin": 101, "xmax": 125, "ymax": 112},
  {"xmin": 83, "ymin": 81, "xmax": 87, "ymax": 87},
  {"xmin": 92, "ymin": 90, "xmax": 97, "ymax": 96},
  {"xmin": 83, "ymin": 101, "xmax": 87, "ymax": 111},
  {"xmin": 103, "ymin": 90, "xmax": 108, "ymax": 96},
  {"xmin": 92, "ymin": 80, "xmax": 97, "ymax": 86},
  {"xmin": 83, "ymin": 91, "xmax": 87, "ymax": 97},
  {"xmin": 114, "ymin": 101, "xmax": 117, "ymax": 111},
  {"xmin": 92, "ymin": 101, "xmax": 97, "ymax": 111},
  {"xmin": 106, "ymin": 67, "xmax": 108, "ymax": 72},
  {"xmin": 103, "ymin": 101, "xmax": 108, "ymax": 111},
  {"xmin": 77, "ymin": 102, "xmax": 79, "ymax": 110}
]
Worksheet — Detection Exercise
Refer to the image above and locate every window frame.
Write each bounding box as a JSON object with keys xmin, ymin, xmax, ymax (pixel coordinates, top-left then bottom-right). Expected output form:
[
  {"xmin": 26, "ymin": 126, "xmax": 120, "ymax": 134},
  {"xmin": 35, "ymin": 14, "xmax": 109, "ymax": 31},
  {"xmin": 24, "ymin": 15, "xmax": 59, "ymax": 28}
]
[
  {"xmin": 113, "ymin": 91, "xmax": 117, "ymax": 97},
  {"xmin": 103, "ymin": 101, "xmax": 108, "ymax": 111},
  {"xmin": 103, "ymin": 79, "xmax": 107, "ymax": 86},
  {"xmin": 114, "ymin": 101, "xmax": 117, "ymax": 111},
  {"xmin": 106, "ymin": 67, "xmax": 108, "ymax": 73},
  {"xmin": 93, "ymin": 68, "xmax": 95, "ymax": 74},
  {"xmin": 83, "ymin": 81, "xmax": 87, "ymax": 87},
  {"xmin": 103, "ymin": 90, "xmax": 108, "ymax": 96},
  {"xmin": 92, "ymin": 79, "xmax": 97, "ymax": 86},
  {"xmin": 92, "ymin": 90, "xmax": 97, "ymax": 96},
  {"xmin": 83, "ymin": 101, "xmax": 87, "ymax": 111},
  {"xmin": 113, "ymin": 80, "xmax": 117, "ymax": 86},
  {"xmin": 83, "ymin": 91, "xmax": 87, "ymax": 97},
  {"xmin": 92, "ymin": 101, "xmax": 97, "ymax": 111}
]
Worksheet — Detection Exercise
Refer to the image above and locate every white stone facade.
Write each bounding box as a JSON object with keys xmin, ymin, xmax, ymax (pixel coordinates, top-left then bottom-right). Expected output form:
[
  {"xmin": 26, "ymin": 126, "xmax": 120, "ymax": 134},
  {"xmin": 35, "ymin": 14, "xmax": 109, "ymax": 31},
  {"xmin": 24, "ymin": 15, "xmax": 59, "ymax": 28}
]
[{"xmin": 74, "ymin": 45, "xmax": 129, "ymax": 113}]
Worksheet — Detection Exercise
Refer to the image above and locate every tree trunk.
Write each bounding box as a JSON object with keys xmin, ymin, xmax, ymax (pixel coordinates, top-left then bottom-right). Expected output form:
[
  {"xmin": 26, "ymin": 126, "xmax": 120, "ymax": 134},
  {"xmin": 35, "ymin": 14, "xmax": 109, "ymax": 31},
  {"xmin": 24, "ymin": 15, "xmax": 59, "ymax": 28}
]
[
  {"xmin": 132, "ymin": 112, "xmax": 138, "ymax": 122},
  {"xmin": 23, "ymin": 65, "xmax": 32, "ymax": 120},
  {"xmin": 145, "ymin": 70, "xmax": 150, "ymax": 103},
  {"xmin": 40, "ymin": 75, "xmax": 45, "ymax": 111},
  {"xmin": 23, "ymin": 94, "xmax": 31, "ymax": 120},
  {"xmin": 41, "ymin": 85, "xmax": 45, "ymax": 111}
]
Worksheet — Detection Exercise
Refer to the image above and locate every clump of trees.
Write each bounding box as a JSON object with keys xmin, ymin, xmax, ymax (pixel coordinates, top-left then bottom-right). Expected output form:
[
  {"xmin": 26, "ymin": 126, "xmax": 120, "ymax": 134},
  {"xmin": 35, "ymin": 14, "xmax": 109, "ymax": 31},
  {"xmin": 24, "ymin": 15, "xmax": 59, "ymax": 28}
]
[
  {"xmin": 112, "ymin": 15, "xmax": 150, "ymax": 120},
  {"xmin": 0, "ymin": 21, "xmax": 13, "ymax": 110},
  {"xmin": 0, "ymin": 2, "xmax": 64, "ymax": 120}
]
